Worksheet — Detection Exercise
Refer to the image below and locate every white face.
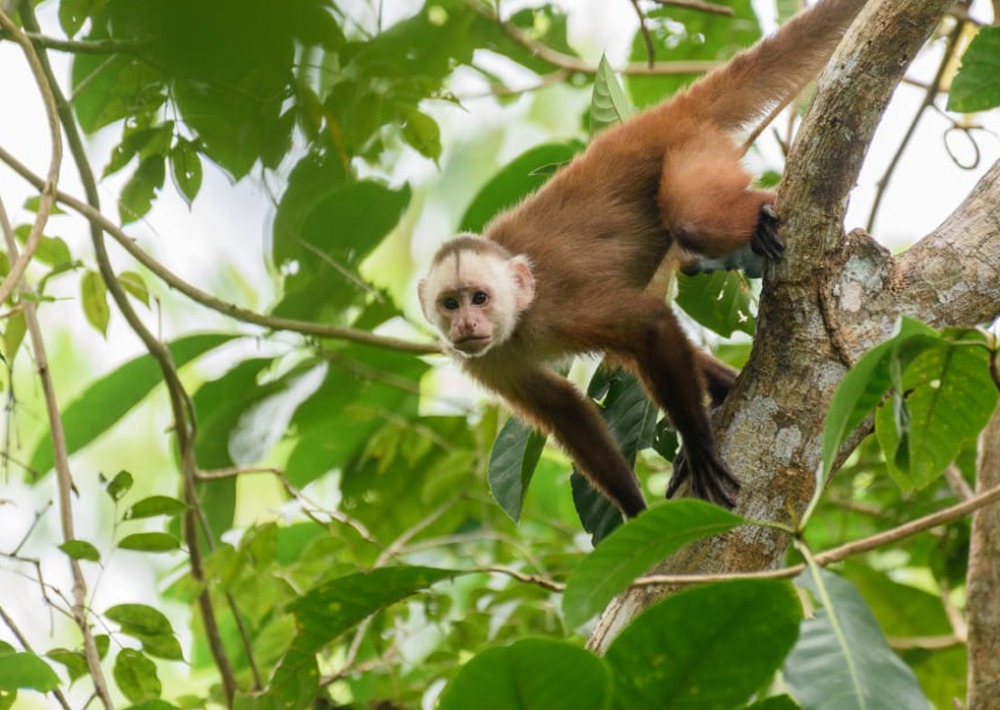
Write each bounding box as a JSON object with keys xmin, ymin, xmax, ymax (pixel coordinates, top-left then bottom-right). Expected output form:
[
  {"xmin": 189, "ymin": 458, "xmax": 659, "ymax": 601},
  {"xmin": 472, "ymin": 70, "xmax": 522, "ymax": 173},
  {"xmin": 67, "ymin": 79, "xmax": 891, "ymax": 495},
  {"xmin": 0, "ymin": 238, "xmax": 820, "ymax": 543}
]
[{"xmin": 419, "ymin": 250, "xmax": 535, "ymax": 358}]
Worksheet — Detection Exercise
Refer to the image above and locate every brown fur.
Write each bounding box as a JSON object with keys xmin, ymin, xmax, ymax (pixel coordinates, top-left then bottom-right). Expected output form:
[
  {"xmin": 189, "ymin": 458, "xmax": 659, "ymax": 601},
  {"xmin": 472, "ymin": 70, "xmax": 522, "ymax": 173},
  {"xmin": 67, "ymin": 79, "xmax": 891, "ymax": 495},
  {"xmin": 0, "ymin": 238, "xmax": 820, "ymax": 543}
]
[{"xmin": 422, "ymin": 0, "xmax": 867, "ymax": 516}]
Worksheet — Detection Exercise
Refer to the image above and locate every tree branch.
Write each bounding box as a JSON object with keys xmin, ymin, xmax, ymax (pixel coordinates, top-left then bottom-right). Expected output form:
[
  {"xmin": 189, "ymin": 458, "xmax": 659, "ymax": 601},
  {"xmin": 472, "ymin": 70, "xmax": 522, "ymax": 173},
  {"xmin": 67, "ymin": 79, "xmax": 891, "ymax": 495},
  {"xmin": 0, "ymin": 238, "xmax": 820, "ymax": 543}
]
[
  {"xmin": 966, "ymin": 406, "xmax": 1000, "ymax": 708},
  {"xmin": 0, "ymin": 145, "xmax": 440, "ymax": 356}
]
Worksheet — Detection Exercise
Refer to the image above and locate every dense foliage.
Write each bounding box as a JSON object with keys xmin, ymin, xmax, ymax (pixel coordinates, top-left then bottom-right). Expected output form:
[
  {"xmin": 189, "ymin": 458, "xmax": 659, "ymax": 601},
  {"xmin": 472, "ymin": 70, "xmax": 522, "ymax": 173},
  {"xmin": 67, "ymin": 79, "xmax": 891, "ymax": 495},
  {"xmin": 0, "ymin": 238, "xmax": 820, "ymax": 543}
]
[{"xmin": 0, "ymin": 1, "xmax": 999, "ymax": 709}]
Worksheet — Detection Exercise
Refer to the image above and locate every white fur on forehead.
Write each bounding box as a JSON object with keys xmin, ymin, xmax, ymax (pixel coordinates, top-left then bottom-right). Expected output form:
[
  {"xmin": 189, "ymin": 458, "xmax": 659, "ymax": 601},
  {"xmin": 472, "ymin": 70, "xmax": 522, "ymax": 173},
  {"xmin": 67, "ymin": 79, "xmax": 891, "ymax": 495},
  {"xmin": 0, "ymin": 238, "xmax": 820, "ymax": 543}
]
[{"xmin": 425, "ymin": 250, "xmax": 517, "ymax": 299}]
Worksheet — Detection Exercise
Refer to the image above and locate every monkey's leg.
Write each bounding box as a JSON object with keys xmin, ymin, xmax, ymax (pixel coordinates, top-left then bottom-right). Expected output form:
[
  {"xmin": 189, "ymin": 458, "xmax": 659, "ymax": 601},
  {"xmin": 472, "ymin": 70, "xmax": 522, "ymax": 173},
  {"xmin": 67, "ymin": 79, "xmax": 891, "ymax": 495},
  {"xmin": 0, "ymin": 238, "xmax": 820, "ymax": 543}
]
[
  {"xmin": 658, "ymin": 134, "xmax": 783, "ymax": 260},
  {"xmin": 694, "ymin": 349, "xmax": 738, "ymax": 408},
  {"xmin": 487, "ymin": 365, "xmax": 648, "ymax": 517},
  {"xmin": 590, "ymin": 296, "xmax": 740, "ymax": 507}
]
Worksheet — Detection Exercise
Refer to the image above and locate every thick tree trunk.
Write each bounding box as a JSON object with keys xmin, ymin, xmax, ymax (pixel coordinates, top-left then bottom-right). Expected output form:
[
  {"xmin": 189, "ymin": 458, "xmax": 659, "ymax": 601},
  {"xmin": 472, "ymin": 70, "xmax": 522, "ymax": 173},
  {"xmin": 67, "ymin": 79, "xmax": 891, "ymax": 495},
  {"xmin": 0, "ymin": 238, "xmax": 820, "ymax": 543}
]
[{"xmin": 967, "ymin": 408, "xmax": 1000, "ymax": 710}]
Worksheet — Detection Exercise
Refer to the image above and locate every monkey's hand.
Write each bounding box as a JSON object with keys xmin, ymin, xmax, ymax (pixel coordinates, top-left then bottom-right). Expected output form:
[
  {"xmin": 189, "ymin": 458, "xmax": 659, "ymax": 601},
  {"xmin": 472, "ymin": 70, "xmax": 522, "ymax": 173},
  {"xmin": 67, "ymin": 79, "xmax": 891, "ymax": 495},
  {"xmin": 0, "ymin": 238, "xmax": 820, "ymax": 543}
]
[
  {"xmin": 750, "ymin": 204, "xmax": 783, "ymax": 261},
  {"xmin": 667, "ymin": 447, "xmax": 740, "ymax": 509}
]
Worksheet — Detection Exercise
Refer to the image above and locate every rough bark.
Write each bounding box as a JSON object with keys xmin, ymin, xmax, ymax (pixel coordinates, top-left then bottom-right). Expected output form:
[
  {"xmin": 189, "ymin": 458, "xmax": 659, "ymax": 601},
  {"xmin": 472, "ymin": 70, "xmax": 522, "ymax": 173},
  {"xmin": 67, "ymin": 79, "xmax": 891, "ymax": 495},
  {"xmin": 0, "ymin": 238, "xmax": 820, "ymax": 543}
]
[
  {"xmin": 967, "ymin": 408, "xmax": 1000, "ymax": 710},
  {"xmin": 588, "ymin": 0, "xmax": 1000, "ymax": 651}
]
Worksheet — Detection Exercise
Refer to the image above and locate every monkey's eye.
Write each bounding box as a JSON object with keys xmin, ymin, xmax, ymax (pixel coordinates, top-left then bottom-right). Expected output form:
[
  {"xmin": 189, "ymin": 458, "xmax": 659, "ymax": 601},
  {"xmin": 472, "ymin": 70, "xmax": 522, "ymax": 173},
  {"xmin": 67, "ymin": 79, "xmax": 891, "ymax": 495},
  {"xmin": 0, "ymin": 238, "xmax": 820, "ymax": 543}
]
[
  {"xmin": 471, "ymin": 291, "xmax": 488, "ymax": 306},
  {"xmin": 442, "ymin": 297, "xmax": 460, "ymax": 311}
]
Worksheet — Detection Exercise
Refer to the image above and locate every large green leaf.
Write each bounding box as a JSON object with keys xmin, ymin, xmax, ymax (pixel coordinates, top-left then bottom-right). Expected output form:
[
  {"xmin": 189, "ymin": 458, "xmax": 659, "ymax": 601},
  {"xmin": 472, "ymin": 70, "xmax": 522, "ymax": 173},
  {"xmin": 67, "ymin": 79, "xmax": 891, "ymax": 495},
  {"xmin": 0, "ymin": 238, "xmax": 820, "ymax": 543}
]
[
  {"xmin": 563, "ymin": 500, "xmax": 744, "ymax": 627},
  {"xmin": 460, "ymin": 141, "xmax": 585, "ymax": 234},
  {"xmin": 573, "ymin": 369, "xmax": 659, "ymax": 542},
  {"xmin": 785, "ymin": 570, "xmax": 931, "ymax": 710},
  {"xmin": 268, "ymin": 566, "xmax": 463, "ymax": 709},
  {"xmin": 488, "ymin": 417, "xmax": 547, "ymax": 522},
  {"xmin": 113, "ymin": 649, "xmax": 161, "ymax": 703},
  {"xmin": 676, "ymin": 270, "xmax": 756, "ymax": 337},
  {"xmin": 605, "ymin": 580, "xmax": 802, "ymax": 709},
  {"xmin": 820, "ymin": 317, "xmax": 937, "ymax": 482},
  {"xmin": 0, "ymin": 653, "xmax": 60, "ymax": 692},
  {"xmin": 273, "ymin": 178, "xmax": 410, "ymax": 319},
  {"xmin": 947, "ymin": 26, "xmax": 1000, "ymax": 112},
  {"xmin": 438, "ymin": 638, "xmax": 612, "ymax": 710},
  {"xmin": 874, "ymin": 339, "xmax": 998, "ymax": 491},
  {"xmin": 29, "ymin": 333, "xmax": 236, "ymax": 478}
]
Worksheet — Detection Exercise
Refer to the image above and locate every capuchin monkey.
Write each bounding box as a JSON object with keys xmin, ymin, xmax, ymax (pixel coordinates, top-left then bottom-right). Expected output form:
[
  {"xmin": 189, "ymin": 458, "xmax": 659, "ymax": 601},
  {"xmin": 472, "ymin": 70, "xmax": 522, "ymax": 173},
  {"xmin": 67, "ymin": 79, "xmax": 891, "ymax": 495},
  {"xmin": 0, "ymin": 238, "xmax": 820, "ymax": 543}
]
[{"xmin": 419, "ymin": 0, "xmax": 867, "ymax": 517}]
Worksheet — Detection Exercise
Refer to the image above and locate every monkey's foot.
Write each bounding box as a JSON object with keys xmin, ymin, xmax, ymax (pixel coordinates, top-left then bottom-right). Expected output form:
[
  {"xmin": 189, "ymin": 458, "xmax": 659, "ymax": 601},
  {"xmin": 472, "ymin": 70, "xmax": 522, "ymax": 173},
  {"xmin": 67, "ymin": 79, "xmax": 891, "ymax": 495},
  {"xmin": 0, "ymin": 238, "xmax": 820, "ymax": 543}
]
[
  {"xmin": 667, "ymin": 448, "xmax": 740, "ymax": 509},
  {"xmin": 750, "ymin": 204, "xmax": 783, "ymax": 260}
]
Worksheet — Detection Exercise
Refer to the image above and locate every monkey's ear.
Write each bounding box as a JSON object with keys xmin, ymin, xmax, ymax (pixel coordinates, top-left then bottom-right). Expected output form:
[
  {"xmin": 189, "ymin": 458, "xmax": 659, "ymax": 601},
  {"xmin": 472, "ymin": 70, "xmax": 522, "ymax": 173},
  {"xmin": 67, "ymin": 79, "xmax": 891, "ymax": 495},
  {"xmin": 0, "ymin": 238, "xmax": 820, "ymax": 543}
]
[
  {"xmin": 509, "ymin": 255, "xmax": 535, "ymax": 310},
  {"xmin": 417, "ymin": 278, "xmax": 432, "ymax": 319}
]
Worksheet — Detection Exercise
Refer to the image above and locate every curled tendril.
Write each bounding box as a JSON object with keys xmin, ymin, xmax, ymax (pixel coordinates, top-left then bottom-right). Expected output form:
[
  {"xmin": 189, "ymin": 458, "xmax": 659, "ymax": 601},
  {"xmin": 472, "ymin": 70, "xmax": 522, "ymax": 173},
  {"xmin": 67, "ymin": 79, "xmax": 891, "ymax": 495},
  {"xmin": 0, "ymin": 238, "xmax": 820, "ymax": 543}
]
[{"xmin": 943, "ymin": 124, "xmax": 983, "ymax": 170}]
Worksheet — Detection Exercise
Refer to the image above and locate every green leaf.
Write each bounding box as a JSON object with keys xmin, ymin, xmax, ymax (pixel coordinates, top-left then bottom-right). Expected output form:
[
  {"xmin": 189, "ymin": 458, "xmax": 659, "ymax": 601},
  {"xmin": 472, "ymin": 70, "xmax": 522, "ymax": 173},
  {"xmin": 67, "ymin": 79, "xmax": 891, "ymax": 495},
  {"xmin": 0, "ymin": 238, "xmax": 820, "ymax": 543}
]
[
  {"xmin": 676, "ymin": 271, "xmax": 756, "ymax": 337},
  {"xmin": 58, "ymin": 539, "xmax": 101, "ymax": 562},
  {"xmin": 399, "ymin": 106, "xmax": 442, "ymax": 161},
  {"xmin": 785, "ymin": 569, "xmax": 931, "ymax": 710},
  {"xmin": 0, "ymin": 652, "xmax": 61, "ymax": 692},
  {"xmin": 563, "ymin": 500, "xmax": 744, "ymax": 627},
  {"xmin": 169, "ymin": 139, "xmax": 203, "ymax": 206},
  {"xmin": 118, "ymin": 271, "xmax": 151, "ymax": 307},
  {"xmin": 288, "ymin": 566, "xmax": 462, "ymax": 652},
  {"xmin": 947, "ymin": 26, "xmax": 1000, "ymax": 112},
  {"xmin": 106, "ymin": 604, "xmax": 173, "ymax": 637},
  {"xmin": 488, "ymin": 417, "xmax": 547, "ymax": 522},
  {"xmin": 45, "ymin": 648, "xmax": 89, "ymax": 682},
  {"xmin": 81, "ymin": 269, "xmax": 110, "ymax": 336},
  {"xmin": 438, "ymin": 638, "xmax": 612, "ymax": 710},
  {"xmin": 572, "ymin": 368, "xmax": 658, "ymax": 542},
  {"xmin": 591, "ymin": 55, "xmax": 633, "ymax": 135},
  {"xmin": 746, "ymin": 697, "xmax": 801, "ymax": 710},
  {"xmin": 60, "ymin": 0, "xmax": 109, "ymax": 38},
  {"xmin": 29, "ymin": 333, "xmax": 236, "ymax": 478},
  {"xmin": 106, "ymin": 470, "xmax": 135, "ymax": 502},
  {"xmin": 113, "ymin": 649, "xmax": 161, "ymax": 703},
  {"xmin": 605, "ymin": 580, "xmax": 802, "ymax": 709},
  {"xmin": 820, "ymin": 317, "xmax": 937, "ymax": 481},
  {"xmin": 13, "ymin": 225, "xmax": 72, "ymax": 268},
  {"xmin": 106, "ymin": 604, "xmax": 183, "ymax": 661},
  {"xmin": 118, "ymin": 533, "xmax": 181, "ymax": 553},
  {"xmin": 269, "ymin": 566, "xmax": 463, "ymax": 707},
  {"xmin": 874, "ymin": 340, "xmax": 998, "ymax": 491},
  {"xmin": 127, "ymin": 496, "xmax": 187, "ymax": 520},
  {"xmin": 459, "ymin": 141, "xmax": 585, "ymax": 234},
  {"xmin": 2, "ymin": 311, "xmax": 26, "ymax": 363},
  {"xmin": 119, "ymin": 157, "xmax": 166, "ymax": 224}
]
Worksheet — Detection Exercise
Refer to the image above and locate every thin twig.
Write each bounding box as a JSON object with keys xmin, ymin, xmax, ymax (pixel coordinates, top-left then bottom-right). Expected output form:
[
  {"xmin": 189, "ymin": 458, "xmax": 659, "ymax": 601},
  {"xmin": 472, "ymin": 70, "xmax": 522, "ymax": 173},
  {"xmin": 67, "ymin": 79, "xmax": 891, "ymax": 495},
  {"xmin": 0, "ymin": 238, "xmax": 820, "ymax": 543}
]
[
  {"xmin": 650, "ymin": 0, "xmax": 733, "ymax": 16},
  {"xmin": 486, "ymin": 566, "xmax": 563, "ymax": 592},
  {"xmin": 866, "ymin": 17, "xmax": 965, "ymax": 232},
  {"xmin": 633, "ymin": 476, "xmax": 1000, "ymax": 588},
  {"xmin": 196, "ymin": 465, "xmax": 377, "ymax": 545},
  {"xmin": 0, "ymin": 144, "xmax": 440, "ymax": 356},
  {"xmin": 629, "ymin": 0, "xmax": 656, "ymax": 68},
  {"xmin": 0, "ymin": 29, "xmax": 146, "ymax": 53}
]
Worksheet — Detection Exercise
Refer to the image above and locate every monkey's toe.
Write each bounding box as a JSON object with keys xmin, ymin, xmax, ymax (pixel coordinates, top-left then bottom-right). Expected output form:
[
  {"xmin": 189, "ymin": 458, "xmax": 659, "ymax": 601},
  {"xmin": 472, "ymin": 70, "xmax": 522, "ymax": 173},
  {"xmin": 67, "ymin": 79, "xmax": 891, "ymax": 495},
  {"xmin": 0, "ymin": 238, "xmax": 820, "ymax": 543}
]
[
  {"xmin": 751, "ymin": 204, "xmax": 783, "ymax": 260},
  {"xmin": 667, "ymin": 449, "xmax": 739, "ymax": 509}
]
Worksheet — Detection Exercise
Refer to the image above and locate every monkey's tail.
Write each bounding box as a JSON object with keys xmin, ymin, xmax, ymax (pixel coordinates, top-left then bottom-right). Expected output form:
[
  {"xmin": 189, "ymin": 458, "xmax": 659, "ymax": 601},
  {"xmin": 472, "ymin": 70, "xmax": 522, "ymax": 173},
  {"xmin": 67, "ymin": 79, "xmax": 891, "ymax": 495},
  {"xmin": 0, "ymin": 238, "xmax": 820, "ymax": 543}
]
[{"xmin": 684, "ymin": 0, "xmax": 868, "ymax": 131}]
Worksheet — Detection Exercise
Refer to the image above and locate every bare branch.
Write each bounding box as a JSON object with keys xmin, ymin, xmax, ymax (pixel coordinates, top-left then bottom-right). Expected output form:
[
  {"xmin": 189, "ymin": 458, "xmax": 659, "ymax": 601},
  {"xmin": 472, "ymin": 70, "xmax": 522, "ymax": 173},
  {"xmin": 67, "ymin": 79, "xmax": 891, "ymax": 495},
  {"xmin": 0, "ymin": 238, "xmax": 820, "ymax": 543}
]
[{"xmin": 0, "ymin": 145, "xmax": 441, "ymax": 356}]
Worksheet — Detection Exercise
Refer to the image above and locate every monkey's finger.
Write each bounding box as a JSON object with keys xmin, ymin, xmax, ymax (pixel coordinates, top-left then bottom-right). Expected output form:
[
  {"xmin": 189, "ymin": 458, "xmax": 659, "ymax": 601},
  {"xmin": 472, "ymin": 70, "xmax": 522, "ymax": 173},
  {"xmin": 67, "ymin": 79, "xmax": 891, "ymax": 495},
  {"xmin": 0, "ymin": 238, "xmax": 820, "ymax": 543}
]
[{"xmin": 751, "ymin": 204, "xmax": 784, "ymax": 260}]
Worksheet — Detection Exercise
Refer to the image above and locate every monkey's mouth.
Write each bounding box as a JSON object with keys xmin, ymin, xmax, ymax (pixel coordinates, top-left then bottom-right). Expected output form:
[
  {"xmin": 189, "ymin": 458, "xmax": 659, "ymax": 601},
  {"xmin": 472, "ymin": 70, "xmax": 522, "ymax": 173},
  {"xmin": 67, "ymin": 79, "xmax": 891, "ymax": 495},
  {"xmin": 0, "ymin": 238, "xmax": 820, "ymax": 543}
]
[{"xmin": 453, "ymin": 336, "xmax": 492, "ymax": 355}]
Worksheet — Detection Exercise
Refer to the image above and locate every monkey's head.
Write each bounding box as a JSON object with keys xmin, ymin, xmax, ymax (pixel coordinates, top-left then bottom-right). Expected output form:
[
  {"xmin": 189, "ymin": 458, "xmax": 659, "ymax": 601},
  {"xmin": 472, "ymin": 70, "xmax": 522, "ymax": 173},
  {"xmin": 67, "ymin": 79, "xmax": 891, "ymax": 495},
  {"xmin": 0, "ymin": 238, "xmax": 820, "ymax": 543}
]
[{"xmin": 418, "ymin": 235, "xmax": 535, "ymax": 358}]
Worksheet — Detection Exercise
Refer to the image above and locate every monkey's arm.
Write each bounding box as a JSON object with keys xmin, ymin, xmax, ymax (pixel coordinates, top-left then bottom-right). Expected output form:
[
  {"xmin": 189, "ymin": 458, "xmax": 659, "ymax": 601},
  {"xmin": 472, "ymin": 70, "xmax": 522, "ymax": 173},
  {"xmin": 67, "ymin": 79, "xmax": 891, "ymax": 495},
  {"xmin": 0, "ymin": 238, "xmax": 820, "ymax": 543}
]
[{"xmin": 476, "ymin": 364, "xmax": 647, "ymax": 518}]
